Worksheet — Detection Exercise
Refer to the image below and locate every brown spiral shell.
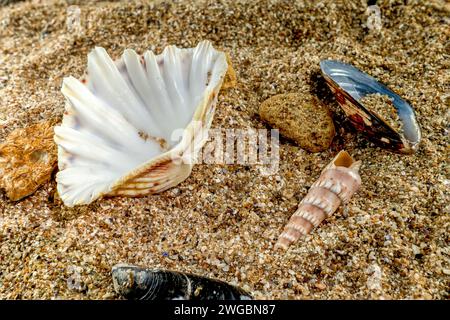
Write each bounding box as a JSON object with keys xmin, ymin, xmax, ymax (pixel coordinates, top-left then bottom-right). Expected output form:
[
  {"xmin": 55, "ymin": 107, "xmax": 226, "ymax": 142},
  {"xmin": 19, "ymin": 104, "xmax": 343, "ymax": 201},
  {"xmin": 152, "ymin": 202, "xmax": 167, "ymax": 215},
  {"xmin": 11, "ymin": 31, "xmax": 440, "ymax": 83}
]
[{"xmin": 276, "ymin": 150, "xmax": 362, "ymax": 250}]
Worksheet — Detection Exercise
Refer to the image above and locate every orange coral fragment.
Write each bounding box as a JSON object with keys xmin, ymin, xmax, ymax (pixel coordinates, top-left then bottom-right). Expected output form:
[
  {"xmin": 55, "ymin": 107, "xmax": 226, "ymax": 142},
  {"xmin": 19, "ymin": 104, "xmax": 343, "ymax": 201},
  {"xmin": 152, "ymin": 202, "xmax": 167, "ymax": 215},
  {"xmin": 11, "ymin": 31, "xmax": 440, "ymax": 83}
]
[{"xmin": 0, "ymin": 119, "xmax": 58, "ymax": 201}]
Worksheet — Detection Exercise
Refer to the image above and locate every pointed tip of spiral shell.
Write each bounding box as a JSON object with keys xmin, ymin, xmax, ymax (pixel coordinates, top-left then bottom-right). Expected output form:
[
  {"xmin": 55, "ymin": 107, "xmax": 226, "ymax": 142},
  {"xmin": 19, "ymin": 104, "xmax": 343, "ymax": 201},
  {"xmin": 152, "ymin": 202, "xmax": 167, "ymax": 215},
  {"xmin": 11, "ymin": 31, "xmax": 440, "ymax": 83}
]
[{"xmin": 274, "ymin": 239, "xmax": 290, "ymax": 251}]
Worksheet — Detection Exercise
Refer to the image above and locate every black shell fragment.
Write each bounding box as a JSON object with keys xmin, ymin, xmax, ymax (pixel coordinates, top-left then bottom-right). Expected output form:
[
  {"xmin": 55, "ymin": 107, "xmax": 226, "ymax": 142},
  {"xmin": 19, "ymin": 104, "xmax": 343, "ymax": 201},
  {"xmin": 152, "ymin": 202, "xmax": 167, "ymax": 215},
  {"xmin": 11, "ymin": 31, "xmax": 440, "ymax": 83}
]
[
  {"xmin": 112, "ymin": 264, "xmax": 252, "ymax": 300},
  {"xmin": 320, "ymin": 60, "xmax": 421, "ymax": 154}
]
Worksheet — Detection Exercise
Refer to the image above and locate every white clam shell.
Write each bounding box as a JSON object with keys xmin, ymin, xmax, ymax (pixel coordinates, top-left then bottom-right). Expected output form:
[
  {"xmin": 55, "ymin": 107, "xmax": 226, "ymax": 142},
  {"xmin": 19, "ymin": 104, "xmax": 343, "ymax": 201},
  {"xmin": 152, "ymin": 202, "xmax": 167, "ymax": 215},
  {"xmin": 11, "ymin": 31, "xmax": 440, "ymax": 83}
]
[{"xmin": 54, "ymin": 41, "xmax": 228, "ymax": 206}]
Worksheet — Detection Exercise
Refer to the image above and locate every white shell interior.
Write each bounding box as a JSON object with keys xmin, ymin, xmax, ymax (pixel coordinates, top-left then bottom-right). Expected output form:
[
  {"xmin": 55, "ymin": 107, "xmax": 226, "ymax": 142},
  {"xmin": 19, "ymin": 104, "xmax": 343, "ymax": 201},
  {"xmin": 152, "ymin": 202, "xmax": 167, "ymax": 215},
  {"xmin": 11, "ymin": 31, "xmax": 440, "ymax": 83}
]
[{"xmin": 54, "ymin": 41, "xmax": 228, "ymax": 206}]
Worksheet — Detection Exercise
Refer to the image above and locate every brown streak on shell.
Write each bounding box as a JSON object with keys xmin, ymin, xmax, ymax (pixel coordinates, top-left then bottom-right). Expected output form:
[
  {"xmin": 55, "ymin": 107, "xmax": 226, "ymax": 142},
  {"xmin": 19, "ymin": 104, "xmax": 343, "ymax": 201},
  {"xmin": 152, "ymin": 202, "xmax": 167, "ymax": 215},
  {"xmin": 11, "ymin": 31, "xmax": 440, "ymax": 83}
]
[
  {"xmin": 108, "ymin": 155, "xmax": 191, "ymax": 197},
  {"xmin": 302, "ymin": 186, "xmax": 341, "ymax": 217},
  {"xmin": 317, "ymin": 168, "xmax": 360, "ymax": 203}
]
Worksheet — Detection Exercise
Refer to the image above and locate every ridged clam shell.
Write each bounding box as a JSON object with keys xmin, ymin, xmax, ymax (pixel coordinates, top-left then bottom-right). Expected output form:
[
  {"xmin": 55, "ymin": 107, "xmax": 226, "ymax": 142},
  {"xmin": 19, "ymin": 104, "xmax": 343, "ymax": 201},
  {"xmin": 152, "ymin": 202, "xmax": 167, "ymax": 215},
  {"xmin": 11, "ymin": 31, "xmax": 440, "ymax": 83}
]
[
  {"xmin": 320, "ymin": 60, "xmax": 421, "ymax": 154},
  {"xmin": 276, "ymin": 150, "xmax": 361, "ymax": 250},
  {"xmin": 54, "ymin": 41, "xmax": 228, "ymax": 206},
  {"xmin": 112, "ymin": 264, "xmax": 252, "ymax": 300}
]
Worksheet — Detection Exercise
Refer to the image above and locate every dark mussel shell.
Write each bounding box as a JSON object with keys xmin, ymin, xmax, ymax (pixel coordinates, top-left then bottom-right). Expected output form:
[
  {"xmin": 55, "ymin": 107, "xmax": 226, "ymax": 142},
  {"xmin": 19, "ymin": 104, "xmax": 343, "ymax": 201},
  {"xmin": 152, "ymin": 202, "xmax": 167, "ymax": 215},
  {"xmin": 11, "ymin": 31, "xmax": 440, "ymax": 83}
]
[
  {"xmin": 112, "ymin": 264, "xmax": 252, "ymax": 300},
  {"xmin": 320, "ymin": 60, "xmax": 421, "ymax": 154}
]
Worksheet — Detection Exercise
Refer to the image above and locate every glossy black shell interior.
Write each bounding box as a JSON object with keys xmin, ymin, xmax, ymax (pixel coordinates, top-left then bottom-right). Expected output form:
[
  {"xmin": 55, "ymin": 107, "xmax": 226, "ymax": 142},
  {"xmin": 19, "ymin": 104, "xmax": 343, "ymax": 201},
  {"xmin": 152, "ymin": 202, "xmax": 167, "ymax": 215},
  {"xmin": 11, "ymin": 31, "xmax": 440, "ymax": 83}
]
[{"xmin": 112, "ymin": 264, "xmax": 252, "ymax": 300}]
